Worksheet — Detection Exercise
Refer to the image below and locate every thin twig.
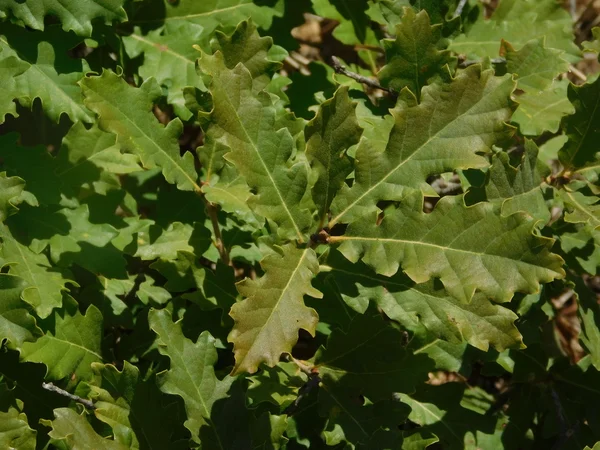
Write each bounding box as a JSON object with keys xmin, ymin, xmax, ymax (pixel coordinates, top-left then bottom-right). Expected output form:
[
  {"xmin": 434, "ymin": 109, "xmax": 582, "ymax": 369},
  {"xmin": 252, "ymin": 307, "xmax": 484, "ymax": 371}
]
[
  {"xmin": 329, "ymin": 56, "xmax": 395, "ymax": 95},
  {"xmin": 42, "ymin": 382, "xmax": 96, "ymax": 409},
  {"xmin": 204, "ymin": 199, "xmax": 231, "ymax": 266},
  {"xmin": 453, "ymin": 0, "xmax": 469, "ymax": 18}
]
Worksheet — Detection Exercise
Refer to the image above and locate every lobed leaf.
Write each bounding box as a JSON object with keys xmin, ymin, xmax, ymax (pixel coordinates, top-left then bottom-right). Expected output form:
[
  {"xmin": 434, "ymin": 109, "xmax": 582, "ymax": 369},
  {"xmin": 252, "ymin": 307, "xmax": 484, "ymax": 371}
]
[
  {"xmin": 149, "ymin": 308, "xmax": 238, "ymax": 445},
  {"xmin": 198, "ymin": 52, "xmax": 312, "ymax": 241},
  {"xmin": 80, "ymin": 70, "xmax": 200, "ymax": 191},
  {"xmin": 449, "ymin": 0, "xmax": 580, "ymax": 62},
  {"xmin": 0, "ymin": 0, "xmax": 126, "ymax": 36},
  {"xmin": 0, "ymin": 406, "xmax": 36, "ymax": 450},
  {"xmin": 21, "ymin": 302, "xmax": 102, "ymax": 381},
  {"xmin": 329, "ymin": 65, "xmax": 515, "ymax": 226},
  {"xmin": 0, "ymin": 25, "xmax": 94, "ymax": 123},
  {"xmin": 305, "ymin": 86, "xmax": 362, "ymax": 223},
  {"xmin": 333, "ymin": 194, "xmax": 565, "ymax": 303},
  {"xmin": 315, "ymin": 314, "xmax": 432, "ymax": 400},
  {"xmin": 228, "ymin": 244, "xmax": 321, "ymax": 374},
  {"xmin": 378, "ymin": 8, "xmax": 453, "ymax": 99},
  {"xmin": 0, "ymin": 274, "xmax": 42, "ymax": 351},
  {"xmin": 122, "ymin": 22, "xmax": 207, "ymax": 120},
  {"xmin": 559, "ymin": 76, "xmax": 600, "ymax": 171},
  {"xmin": 324, "ymin": 249, "xmax": 524, "ymax": 351},
  {"xmin": 45, "ymin": 408, "xmax": 126, "ymax": 449},
  {"xmin": 0, "ymin": 225, "xmax": 74, "ymax": 318}
]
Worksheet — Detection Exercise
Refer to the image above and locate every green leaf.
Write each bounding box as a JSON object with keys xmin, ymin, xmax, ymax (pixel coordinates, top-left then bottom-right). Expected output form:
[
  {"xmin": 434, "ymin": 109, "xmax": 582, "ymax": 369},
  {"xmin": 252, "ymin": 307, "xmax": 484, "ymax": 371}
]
[
  {"xmin": 367, "ymin": 0, "xmax": 455, "ymax": 28},
  {"xmin": 148, "ymin": 308, "xmax": 239, "ymax": 445},
  {"xmin": 151, "ymin": 251, "xmax": 238, "ymax": 311},
  {"xmin": 324, "ymin": 249, "xmax": 524, "ymax": 351},
  {"xmin": 305, "ymin": 86, "xmax": 362, "ymax": 222},
  {"xmin": 251, "ymin": 413, "xmax": 288, "ymax": 449},
  {"xmin": 0, "ymin": 173, "xmax": 37, "ymax": 222},
  {"xmin": 378, "ymin": 8, "xmax": 453, "ymax": 99},
  {"xmin": 89, "ymin": 361, "xmax": 181, "ymax": 449},
  {"xmin": 504, "ymin": 39, "xmax": 569, "ymax": 93},
  {"xmin": 0, "ymin": 55, "xmax": 27, "ymax": 123},
  {"xmin": 246, "ymin": 362, "xmax": 307, "ymax": 409},
  {"xmin": 503, "ymin": 38, "xmax": 573, "ymax": 136},
  {"xmin": 511, "ymin": 78, "xmax": 573, "ymax": 136},
  {"xmin": 136, "ymin": 275, "xmax": 171, "ymax": 306},
  {"xmin": 55, "ymin": 122, "xmax": 142, "ymax": 198},
  {"xmin": 466, "ymin": 140, "xmax": 550, "ymax": 223},
  {"xmin": 0, "ymin": 224, "xmax": 74, "ymax": 318},
  {"xmin": 80, "ymin": 70, "xmax": 200, "ymax": 191},
  {"xmin": 333, "ymin": 194, "xmax": 564, "ymax": 302},
  {"xmin": 559, "ymin": 226, "xmax": 600, "ymax": 275},
  {"xmin": 559, "ymin": 76, "xmax": 600, "ymax": 171},
  {"xmin": 0, "ymin": 24, "xmax": 94, "ymax": 123},
  {"xmin": 21, "ymin": 302, "xmax": 103, "ymax": 381},
  {"xmin": 197, "ymin": 52, "xmax": 312, "ymax": 241},
  {"xmin": 397, "ymin": 384, "xmax": 498, "ymax": 450},
  {"xmin": 7, "ymin": 204, "xmax": 122, "ymax": 276},
  {"xmin": 0, "ymin": 406, "xmax": 36, "ymax": 450},
  {"xmin": 449, "ymin": 0, "xmax": 580, "ymax": 63},
  {"xmin": 318, "ymin": 384, "xmax": 409, "ymax": 446},
  {"xmin": 209, "ymin": 19, "xmax": 285, "ymax": 94},
  {"xmin": 228, "ymin": 244, "xmax": 321, "ymax": 374},
  {"xmin": 122, "ymin": 22, "xmax": 206, "ymax": 120},
  {"xmin": 45, "ymin": 408, "xmax": 127, "ymax": 449},
  {"xmin": 559, "ymin": 183, "xmax": 600, "ymax": 230},
  {"xmin": 315, "ymin": 314, "xmax": 432, "ymax": 400},
  {"xmin": 0, "ymin": 0, "xmax": 126, "ymax": 36},
  {"xmin": 0, "ymin": 134, "xmax": 62, "ymax": 206},
  {"xmin": 329, "ymin": 65, "xmax": 515, "ymax": 226},
  {"xmin": 311, "ymin": 0, "xmax": 377, "ymax": 46},
  {"xmin": 128, "ymin": 0, "xmax": 281, "ymax": 46},
  {"xmin": 0, "ymin": 274, "xmax": 42, "ymax": 351},
  {"xmin": 134, "ymin": 222, "xmax": 210, "ymax": 261}
]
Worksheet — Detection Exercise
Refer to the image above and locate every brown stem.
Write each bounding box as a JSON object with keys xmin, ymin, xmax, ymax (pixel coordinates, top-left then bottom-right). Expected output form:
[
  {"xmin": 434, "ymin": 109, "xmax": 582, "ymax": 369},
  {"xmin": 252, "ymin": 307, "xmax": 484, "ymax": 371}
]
[
  {"xmin": 329, "ymin": 56, "xmax": 396, "ymax": 96},
  {"xmin": 42, "ymin": 382, "xmax": 96, "ymax": 409},
  {"xmin": 204, "ymin": 198, "xmax": 231, "ymax": 266}
]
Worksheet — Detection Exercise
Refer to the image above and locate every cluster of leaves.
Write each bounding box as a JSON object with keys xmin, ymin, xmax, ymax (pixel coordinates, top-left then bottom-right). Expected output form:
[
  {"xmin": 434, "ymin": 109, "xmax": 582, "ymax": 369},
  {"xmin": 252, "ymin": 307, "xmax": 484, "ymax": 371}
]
[{"xmin": 0, "ymin": 0, "xmax": 599, "ymax": 448}]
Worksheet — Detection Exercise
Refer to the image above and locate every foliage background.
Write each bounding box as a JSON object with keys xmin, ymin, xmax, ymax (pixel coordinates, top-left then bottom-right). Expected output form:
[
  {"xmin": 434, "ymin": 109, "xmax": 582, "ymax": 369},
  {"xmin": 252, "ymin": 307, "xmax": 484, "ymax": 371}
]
[{"xmin": 0, "ymin": 0, "xmax": 600, "ymax": 448}]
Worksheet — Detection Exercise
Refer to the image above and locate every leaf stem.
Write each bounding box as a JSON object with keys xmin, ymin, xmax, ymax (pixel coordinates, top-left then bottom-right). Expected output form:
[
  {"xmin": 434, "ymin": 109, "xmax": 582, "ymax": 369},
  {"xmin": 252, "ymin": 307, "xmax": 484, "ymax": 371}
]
[
  {"xmin": 204, "ymin": 198, "xmax": 231, "ymax": 266},
  {"xmin": 42, "ymin": 382, "xmax": 96, "ymax": 409}
]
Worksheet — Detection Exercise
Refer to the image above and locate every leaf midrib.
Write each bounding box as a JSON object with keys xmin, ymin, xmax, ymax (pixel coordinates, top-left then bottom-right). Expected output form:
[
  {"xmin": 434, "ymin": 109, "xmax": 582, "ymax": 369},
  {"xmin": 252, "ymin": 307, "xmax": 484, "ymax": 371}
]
[
  {"xmin": 564, "ymin": 191, "xmax": 600, "ymax": 227},
  {"xmin": 329, "ymin": 74, "xmax": 500, "ymax": 226},
  {"xmin": 330, "ymin": 235, "xmax": 555, "ymax": 270},
  {"xmin": 84, "ymin": 83, "xmax": 200, "ymax": 191},
  {"xmin": 236, "ymin": 249, "xmax": 311, "ymax": 367},
  {"xmin": 329, "ymin": 267, "xmax": 518, "ymax": 343},
  {"xmin": 0, "ymin": 37, "xmax": 92, "ymax": 121},
  {"xmin": 127, "ymin": 33, "xmax": 195, "ymax": 65},
  {"xmin": 130, "ymin": 4, "xmax": 251, "ymax": 24},
  {"xmin": 159, "ymin": 329, "xmax": 225, "ymax": 450},
  {"xmin": 214, "ymin": 75, "xmax": 304, "ymax": 241}
]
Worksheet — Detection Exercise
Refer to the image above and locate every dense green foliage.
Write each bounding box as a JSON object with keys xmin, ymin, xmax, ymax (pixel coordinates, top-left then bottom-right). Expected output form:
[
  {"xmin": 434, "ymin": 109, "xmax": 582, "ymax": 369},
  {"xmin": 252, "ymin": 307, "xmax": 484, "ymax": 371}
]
[{"xmin": 0, "ymin": 0, "xmax": 599, "ymax": 448}]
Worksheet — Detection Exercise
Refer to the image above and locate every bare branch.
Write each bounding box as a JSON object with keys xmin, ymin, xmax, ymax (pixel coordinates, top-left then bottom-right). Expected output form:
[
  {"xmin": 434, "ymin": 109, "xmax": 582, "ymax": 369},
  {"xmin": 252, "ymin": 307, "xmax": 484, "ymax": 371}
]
[
  {"xmin": 42, "ymin": 382, "xmax": 96, "ymax": 409},
  {"xmin": 329, "ymin": 56, "xmax": 396, "ymax": 96}
]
